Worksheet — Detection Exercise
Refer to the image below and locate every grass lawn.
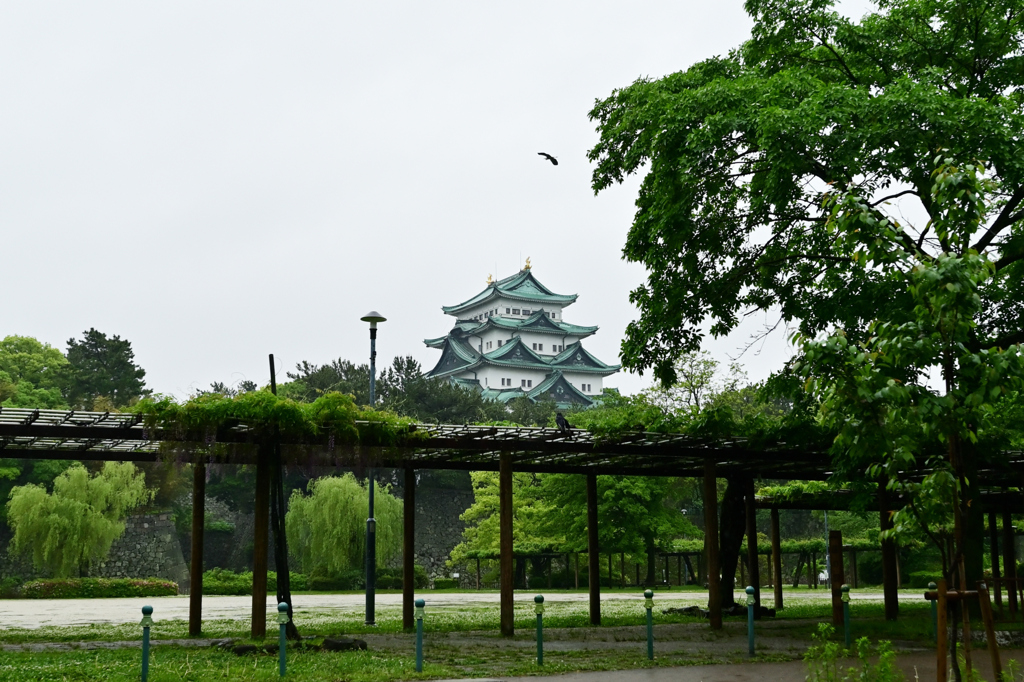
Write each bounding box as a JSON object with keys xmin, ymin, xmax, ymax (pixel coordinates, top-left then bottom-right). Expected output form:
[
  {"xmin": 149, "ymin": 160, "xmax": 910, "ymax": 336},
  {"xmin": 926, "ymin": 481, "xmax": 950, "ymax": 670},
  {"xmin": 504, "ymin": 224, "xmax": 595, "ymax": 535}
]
[{"xmin": 0, "ymin": 590, "xmax": 946, "ymax": 681}]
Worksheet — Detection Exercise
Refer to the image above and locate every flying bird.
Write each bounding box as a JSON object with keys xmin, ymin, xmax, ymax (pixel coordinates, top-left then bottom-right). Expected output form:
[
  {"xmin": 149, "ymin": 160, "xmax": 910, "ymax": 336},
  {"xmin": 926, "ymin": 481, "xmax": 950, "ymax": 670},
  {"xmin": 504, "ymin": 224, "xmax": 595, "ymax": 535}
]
[{"xmin": 538, "ymin": 152, "xmax": 558, "ymax": 166}]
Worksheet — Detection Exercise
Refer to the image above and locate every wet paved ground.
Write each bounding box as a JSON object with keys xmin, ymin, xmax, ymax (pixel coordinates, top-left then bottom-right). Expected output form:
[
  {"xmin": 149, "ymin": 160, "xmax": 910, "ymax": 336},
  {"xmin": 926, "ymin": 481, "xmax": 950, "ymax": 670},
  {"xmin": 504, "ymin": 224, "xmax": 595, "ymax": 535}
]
[
  {"xmin": 0, "ymin": 588, "xmax": 923, "ymax": 629},
  {"xmin": 484, "ymin": 650, "xmax": 1024, "ymax": 682}
]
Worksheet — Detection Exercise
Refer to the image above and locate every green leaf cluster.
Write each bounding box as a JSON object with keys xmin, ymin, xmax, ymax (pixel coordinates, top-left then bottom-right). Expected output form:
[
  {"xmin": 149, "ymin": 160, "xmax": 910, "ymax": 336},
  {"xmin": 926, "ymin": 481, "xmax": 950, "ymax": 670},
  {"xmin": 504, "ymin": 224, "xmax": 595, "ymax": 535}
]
[
  {"xmin": 133, "ymin": 390, "xmax": 419, "ymax": 448},
  {"xmin": 589, "ymin": 0, "xmax": 1024, "ymax": 386},
  {"xmin": 6, "ymin": 462, "xmax": 153, "ymax": 577},
  {"xmin": 285, "ymin": 472, "xmax": 403, "ymax": 576}
]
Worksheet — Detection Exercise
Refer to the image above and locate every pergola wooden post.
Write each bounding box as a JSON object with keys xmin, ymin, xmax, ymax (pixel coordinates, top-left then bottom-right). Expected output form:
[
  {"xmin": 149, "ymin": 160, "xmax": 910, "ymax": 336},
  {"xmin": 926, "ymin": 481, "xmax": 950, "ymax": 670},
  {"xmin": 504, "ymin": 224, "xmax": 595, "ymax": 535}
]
[
  {"xmin": 879, "ymin": 483, "xmax": 899, "ymax": 621},
  {"xmin": 499, "ymin": 453, "xmax": 514, "ymax": 636},
  {"xmin": 188, "ymin": 457, "xmax": 206, "ymax": 636},
  {"xmin": 744, "ymin": 477, "xmax": 760, "ymax": 617},
  {"xmin": 1003, "ymin": 510, "xmax": 1017, "ymax": 616},
  {"xmin": 703, "ymin": 459, "xmax": 722, "ymax": 629},
  {"xmin": 251, "ymin": 445, "xmax": 271, "ymax": 639},
  {"xmin": 402, "ymin": 465, "xmax": 415, "ymax": 631},
  {"xmin": 587, "ymin": 472, "xmax": 601, "ymax": 625},
  {"xmin": 989, "ymin": 511, "xmax": 1002, "ymax": 609},
  {"xmin": 770, "ymin": 507, "xmax": 783, "ymax": 610},
  {"xmin": 828, "ymin": 530, "xmax": 845, "ymax": 627}
]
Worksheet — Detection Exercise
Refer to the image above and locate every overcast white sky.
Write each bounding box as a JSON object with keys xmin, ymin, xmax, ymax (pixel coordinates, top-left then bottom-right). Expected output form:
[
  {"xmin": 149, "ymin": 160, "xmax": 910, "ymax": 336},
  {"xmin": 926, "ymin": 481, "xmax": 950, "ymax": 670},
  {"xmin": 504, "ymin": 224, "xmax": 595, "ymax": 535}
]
[{"xmin": 1, "ymin": 1, "xmax": 873, "ymax": 399}]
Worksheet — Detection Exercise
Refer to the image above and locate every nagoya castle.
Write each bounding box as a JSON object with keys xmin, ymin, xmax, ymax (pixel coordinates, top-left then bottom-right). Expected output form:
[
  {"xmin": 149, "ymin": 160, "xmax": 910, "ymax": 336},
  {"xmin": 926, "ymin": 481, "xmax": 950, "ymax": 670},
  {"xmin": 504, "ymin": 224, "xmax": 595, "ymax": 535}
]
[{"xmin": 424, "ymin": 260, "xmax": 620, "ymax": 408}]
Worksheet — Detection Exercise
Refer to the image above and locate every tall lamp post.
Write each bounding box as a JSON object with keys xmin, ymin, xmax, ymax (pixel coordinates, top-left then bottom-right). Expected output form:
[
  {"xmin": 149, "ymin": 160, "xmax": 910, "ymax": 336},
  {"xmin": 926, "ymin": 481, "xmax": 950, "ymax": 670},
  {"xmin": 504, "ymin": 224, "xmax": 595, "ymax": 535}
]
[{"xmin": 361, "ymin": 311, "xmax": 386, "ymax": 626}]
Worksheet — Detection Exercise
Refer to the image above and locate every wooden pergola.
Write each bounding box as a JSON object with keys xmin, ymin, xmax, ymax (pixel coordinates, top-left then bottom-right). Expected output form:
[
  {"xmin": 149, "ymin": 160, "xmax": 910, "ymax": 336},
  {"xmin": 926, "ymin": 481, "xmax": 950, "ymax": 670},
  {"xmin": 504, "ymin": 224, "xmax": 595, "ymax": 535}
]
[{"xmin": 3, "ymin": 406, "xmax": 1023, "ymax": 635}]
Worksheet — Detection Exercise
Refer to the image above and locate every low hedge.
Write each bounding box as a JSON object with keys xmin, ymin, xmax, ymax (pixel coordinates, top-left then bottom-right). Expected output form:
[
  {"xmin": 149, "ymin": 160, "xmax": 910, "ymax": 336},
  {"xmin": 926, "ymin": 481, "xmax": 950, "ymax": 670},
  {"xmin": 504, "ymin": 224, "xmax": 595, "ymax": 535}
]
[
  {"xmin": 202, "ymin": 565, "xmax": 429, "ymax": 594},
  {"xmin": 907, "ymin": 571, "xmax": 943, "ymax": 589},
  {"xmin": 432, "ymin": 578, "xmax": 458, "ymax": 589},
  {"xmin": 203, "ymin": 569, "xmax": 308, "ymax": 595},
  {"xmin": 21, "ymin": 578, "xmax": 178, "ymax": 599}
]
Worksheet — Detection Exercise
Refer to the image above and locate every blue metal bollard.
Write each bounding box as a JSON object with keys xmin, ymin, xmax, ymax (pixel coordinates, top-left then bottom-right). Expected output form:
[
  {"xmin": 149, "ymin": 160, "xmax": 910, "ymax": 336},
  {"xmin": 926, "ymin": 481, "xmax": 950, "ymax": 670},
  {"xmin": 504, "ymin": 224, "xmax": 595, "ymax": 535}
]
[
  {"xmin": 415, "ymin": 598, "xmax": 425, "ymax": 672},
  {"xmin": 928, "ymin": 581, "xmax": 938, "ymax": 644},
  {"xmin": 277, "ymin": 602, "xmax": 289, "ymax": 677},
  {"xmin": 841, "ymin": 585, "xmax": 851, "ymax": 648},
  {"xmin": 644, "ymin": 589, "xmax": 654, "ymax": 661},
  {"xmin": 535, "ymin": 595, "xmax": 545, "ymax": 665},
  {"xmin": 140, "ymin": 605, "xmax": 154, "ymax": 682},
  {"xmin": 746, "ymin": 586, "xmax": 755, "ymax": 657}
]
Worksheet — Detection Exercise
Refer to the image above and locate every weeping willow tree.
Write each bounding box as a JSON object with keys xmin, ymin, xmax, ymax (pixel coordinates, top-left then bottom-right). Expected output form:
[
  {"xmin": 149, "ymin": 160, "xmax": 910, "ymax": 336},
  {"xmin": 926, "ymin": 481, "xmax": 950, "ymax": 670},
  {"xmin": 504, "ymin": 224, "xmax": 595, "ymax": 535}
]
[
  {"xmin": 6, "ymin": 462, "xmax": 153, "ymax": 577},
  {"xmin": 286, "ymin": 472, "xmax": 403, "ymax": 576}
]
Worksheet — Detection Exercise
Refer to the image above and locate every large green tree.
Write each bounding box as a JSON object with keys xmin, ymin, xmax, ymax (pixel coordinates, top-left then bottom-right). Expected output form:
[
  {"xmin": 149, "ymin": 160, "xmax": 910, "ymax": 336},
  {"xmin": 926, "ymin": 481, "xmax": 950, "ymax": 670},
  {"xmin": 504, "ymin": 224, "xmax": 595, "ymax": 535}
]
[
  {"xmin": 0, "ymin": 336, "xmax": 70, "ymax": 408},
  {"xmin": 796, "ymin": 158, "xmax": 1024, "ymax": 598},
  {"xmin": 65, "ymin": 329, "xmax": 148, "ymax": 409},
  {"xmin": 285, "ymin": 473, "xmax": 403, "ymax": 576},
  {"xmin": 283, "ymin": 358, "xmax": 372, "ymax": 405},
  {"xmin": 589, "ymin": 0, "xmax": 1024, "ymax": 385},
  {"xmin": 451, "ymin": 469, "xmax": 694, "ymax": 587},
  {"xmin": 6, "ymin": 462, "xmax": 152, "ymax": 577},
  {"xmin": 377, "ymin": 355, "xmax": 509, "ymax": 423}
]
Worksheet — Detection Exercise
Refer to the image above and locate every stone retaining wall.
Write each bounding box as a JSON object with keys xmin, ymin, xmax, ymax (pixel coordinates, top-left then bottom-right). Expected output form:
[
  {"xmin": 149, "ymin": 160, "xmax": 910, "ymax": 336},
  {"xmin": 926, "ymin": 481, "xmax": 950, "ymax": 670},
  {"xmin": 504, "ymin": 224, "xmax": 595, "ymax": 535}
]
[
  {"xmin": 95, "ymin": 512, "xmax": 190, "ymax": 590},
  {"xmin": 0, "ymin": 512, "xmax": 189, "ymax": 592}
]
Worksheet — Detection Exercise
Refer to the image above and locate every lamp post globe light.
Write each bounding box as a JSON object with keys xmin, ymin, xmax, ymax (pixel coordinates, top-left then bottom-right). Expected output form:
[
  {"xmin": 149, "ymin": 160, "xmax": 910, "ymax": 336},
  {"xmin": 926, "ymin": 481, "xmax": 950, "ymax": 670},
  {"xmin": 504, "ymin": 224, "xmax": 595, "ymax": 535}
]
[{"xmin": 360, "ymin": 311, "xmax": 386, "ymax": 626}]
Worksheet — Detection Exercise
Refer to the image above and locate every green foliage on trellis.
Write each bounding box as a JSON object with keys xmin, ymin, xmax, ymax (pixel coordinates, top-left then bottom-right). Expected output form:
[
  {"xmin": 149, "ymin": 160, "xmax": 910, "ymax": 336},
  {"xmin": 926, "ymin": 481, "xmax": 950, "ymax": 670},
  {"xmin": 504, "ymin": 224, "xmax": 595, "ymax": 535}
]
[{"xmin": 133, "ymin": 390, "xmax": 420, "ymax": 447}]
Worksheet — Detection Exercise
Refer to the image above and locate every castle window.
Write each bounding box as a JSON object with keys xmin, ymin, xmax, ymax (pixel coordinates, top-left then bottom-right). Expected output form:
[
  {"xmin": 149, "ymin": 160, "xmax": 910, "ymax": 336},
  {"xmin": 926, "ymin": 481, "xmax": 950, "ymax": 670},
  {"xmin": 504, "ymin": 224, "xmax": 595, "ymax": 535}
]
[
  {"xmin": 512, "ymin": 309, "xmax": 520, "ymax": 315},
  {"xmin": 528, "ymin": 380, "xmax": 533, "ymax": 388},
  {"xmin": 532, "ymin": 343, "xmax": 537, "ymax": 350},
  {"xmin": 506, "ymin": 308, "xmax": 510, "ymax": 313},
  {"xmin": 497, "ymin": 339, "xmax": 503, "ymax": 347},
  {"xmin": 538, "ymin": 343, "xmax": 544, "ymax": 351},
  {"xmin": 522, "ymin": 309, "xmax": 531, "ymax": 315}
]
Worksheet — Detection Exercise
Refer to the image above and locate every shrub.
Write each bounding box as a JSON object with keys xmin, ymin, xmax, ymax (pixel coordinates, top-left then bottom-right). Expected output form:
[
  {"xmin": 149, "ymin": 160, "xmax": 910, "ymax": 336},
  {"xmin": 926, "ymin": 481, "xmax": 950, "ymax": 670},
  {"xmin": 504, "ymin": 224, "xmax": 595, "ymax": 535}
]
[
  {"xmin": 21, "ymin": 578, "xmax": 178, "ymax": 599},
  {"xmin": 202, "ymin": 569, "xmax": 308, "ymax": 595},
  {"xmin": 907, "ymin": 571, "xmax": 943, "ymax": 589},
  {"xmin": 0, "ymin": 576, "xmax": 23, "ymax": 598},
  {"xmin": 302, "ymin": 565, "xmax": 428, "ymax": 592},
  {"xmin": 433, "ymin": 578, "xmax": 458, "ymax": 589}
]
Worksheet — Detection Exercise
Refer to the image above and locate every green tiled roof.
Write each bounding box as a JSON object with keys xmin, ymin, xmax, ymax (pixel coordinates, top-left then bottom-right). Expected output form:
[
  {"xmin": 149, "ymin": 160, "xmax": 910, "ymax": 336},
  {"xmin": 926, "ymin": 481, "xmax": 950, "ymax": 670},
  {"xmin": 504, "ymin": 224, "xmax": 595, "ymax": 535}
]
[
  {"xmin": 424, "ymin": 310, "xmax": 596, "ymax": 348},
  {"xmin": 425, "ymin": 336, "xmax": 619, "ymax": 379},
  {"xmin": 487, "ymin": 310, "xmax": 597, "ymax": 337},
  {"xmin": 527, "ymin": 371, "xmax": 594, "ymax": 407},
  {"xmin": 441, "ymin": 269, "xmax": 578, "ymax": 315},
  {"xmin": 480, "ymin": 386, "xmax": 528, "ymax": 403},
  {"xmin": 424, "ymin": 336, "xmax": 448, "ymax": 349},
  {"xmin": 548, "ymin": 342, "xmax": 621, "ymax": 372},
  {"xmin": 477, "ymin": 371, "xmax": 594, "ymax": 409}
]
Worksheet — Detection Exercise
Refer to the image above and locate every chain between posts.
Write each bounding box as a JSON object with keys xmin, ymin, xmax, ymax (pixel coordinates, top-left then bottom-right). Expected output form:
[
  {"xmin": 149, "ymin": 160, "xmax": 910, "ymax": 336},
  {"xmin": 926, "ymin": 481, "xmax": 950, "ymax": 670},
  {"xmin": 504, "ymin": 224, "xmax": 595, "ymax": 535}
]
[
  {"xmin": 644, "ymin": 589, "xmax": 654, "ymax": 660},
  {"xmin": 140, "ymin": 605, "xmax": 154, "ymax": 682},
  {"xmin": 535, "ymin": 595, "xmax": 545, "ymax": 665},
  {"xmin": 415, "ymin": 598, "xmax": 425, "ymax": 672}
]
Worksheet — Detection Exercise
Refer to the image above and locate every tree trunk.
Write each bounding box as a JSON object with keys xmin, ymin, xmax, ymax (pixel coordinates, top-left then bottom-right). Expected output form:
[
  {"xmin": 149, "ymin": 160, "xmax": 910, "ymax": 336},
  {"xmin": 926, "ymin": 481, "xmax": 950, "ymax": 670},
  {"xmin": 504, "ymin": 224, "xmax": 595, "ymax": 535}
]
[{"xmin": 717, "ymin": 478, "xmax": 746, "ymax": 608}]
